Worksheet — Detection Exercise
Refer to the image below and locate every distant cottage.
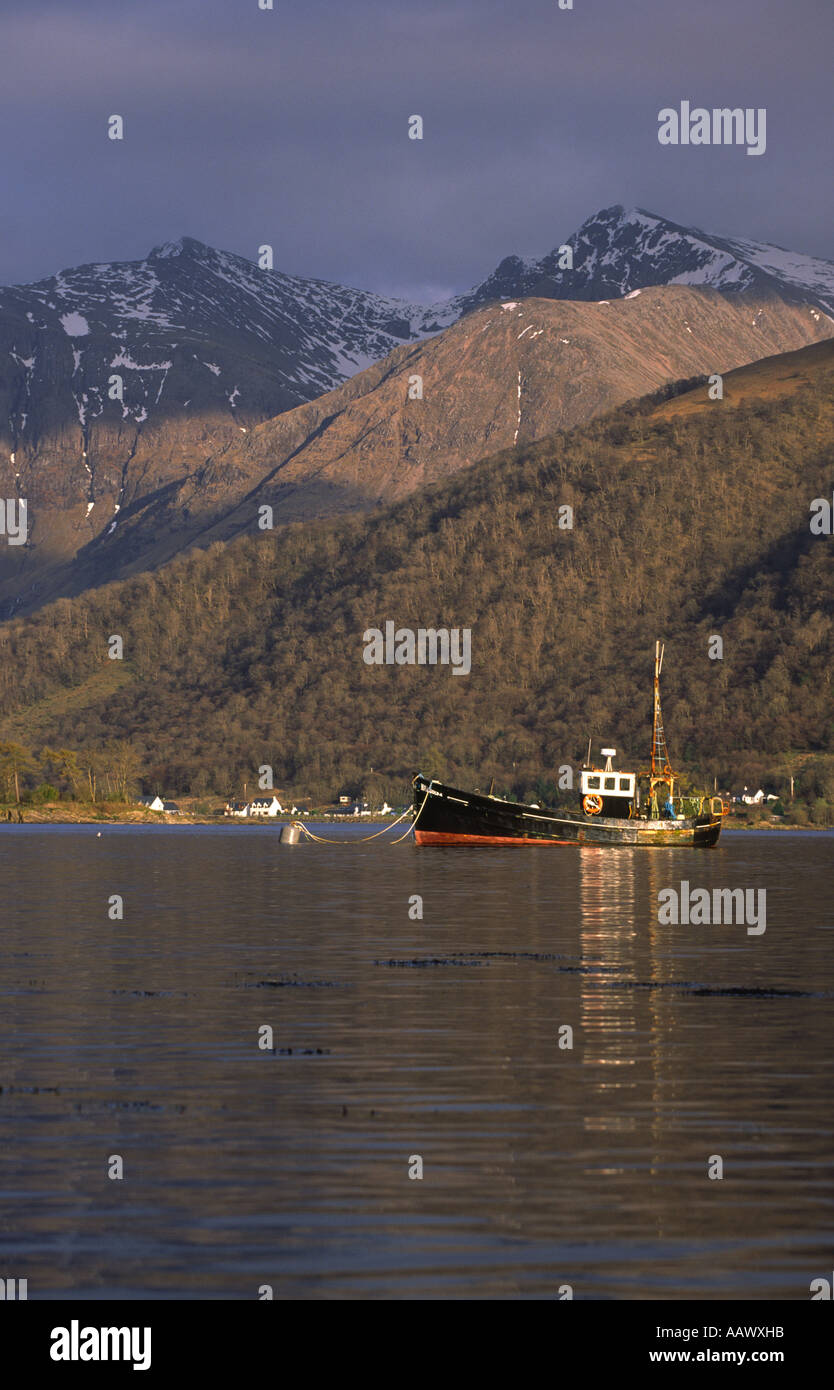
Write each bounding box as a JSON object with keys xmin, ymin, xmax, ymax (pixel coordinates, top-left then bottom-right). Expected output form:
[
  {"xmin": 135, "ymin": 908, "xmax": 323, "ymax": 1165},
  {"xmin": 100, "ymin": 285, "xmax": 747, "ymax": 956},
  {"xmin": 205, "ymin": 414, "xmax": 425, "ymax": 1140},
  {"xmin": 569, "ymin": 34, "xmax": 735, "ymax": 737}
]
[
  {"xmin": 248, "ymin": 796, "xmax": 284, "ymax": 817},
  {"xmin": 138, "ymin": 795, "xmax": 180, "ymax": 813},
  {"xmin": 224, "ymin": 796, "xmax": 298, "ymax": 818},
  {"xmin": 739, "ymin": 788, "xmax": 779, "ymax": 805}
]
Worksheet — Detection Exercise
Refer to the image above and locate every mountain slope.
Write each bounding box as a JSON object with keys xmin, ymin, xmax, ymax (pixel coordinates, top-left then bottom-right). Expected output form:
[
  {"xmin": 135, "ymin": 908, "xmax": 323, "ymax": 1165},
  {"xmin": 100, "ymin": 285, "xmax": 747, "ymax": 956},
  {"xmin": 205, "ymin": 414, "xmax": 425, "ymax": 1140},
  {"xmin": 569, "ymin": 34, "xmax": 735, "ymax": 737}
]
[
  {"xmin": 2, "ymin": 207, "xmax": 833, "ymax": 615},
  {"xmin": 6, "ymin": 283, "xmax": 833, "ymax": 609},
  {"xmin": 0, "ymin": 236, "xmax": 448, "ymax": 611},
  {"xmin": 1, "ymin": 339, "xmax": 833, "ymax": 805},
  {"xmin": 650, "ymin": 336, "xmax": 834, "ymax": 420}
]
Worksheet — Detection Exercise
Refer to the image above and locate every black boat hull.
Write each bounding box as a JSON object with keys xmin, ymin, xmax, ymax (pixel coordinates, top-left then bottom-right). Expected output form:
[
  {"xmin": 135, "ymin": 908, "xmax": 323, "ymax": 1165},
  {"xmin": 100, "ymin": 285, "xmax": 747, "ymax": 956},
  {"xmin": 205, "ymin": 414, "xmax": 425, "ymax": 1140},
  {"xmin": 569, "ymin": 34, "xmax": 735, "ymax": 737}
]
[{"xmin": 412, "ymin": 777, "xmax": 722, "ymax": 847}]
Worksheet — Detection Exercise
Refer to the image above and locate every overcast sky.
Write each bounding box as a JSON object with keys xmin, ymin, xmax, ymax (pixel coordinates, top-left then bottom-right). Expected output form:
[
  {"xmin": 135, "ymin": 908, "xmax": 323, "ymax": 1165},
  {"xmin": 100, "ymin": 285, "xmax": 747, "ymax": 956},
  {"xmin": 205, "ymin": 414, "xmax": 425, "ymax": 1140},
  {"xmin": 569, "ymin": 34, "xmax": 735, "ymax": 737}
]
[{"xmin": 1, "ymin": 0, "xmax": 831, "ymax": 299}]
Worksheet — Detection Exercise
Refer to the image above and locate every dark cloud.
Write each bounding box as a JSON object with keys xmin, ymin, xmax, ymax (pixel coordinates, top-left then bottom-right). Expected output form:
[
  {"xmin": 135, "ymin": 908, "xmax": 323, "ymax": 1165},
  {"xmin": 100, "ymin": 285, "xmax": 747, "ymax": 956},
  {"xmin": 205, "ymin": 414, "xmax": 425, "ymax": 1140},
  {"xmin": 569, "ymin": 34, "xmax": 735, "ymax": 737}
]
[{"xmin": 1, "ymin": 0, "xmax": 831, "ymax": 296}]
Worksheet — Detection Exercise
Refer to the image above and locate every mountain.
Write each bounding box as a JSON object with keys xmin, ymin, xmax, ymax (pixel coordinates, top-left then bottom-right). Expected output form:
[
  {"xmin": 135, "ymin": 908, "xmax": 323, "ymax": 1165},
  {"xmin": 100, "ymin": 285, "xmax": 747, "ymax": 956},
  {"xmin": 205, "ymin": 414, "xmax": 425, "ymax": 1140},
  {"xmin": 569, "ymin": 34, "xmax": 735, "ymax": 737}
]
[
  {"xmin": 0, "ymin": 237, "xmax": 442, "ymax": 613},
  {"xmin": 2, "ymin": 207, "xmax": 833, "ymax": 614},
  {"xmin": 6, "ymin": 281, "xmax": 834, "ymax": 609},
  {"xmin": 56, "ymin": 282, "xmax": 834, "ymax": 592},
  {"xmin": 460, "ymin": 204, "xmax": 834, "ymax": 315},
  {"xmin": 2, "ymin": 338, "xmax": 833, "ymax": 809},
  {"xmin": 0, "ymin": 233, "xmax": 441, "ymax": 418}
]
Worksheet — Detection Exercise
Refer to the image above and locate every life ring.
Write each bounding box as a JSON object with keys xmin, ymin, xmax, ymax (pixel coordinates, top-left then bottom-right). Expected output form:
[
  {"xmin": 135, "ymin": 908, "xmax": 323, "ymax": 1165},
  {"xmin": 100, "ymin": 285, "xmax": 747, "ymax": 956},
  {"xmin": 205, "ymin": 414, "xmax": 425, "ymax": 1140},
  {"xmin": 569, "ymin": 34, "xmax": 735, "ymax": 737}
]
[{"xmin": 583, "ymin": 794, "xmax": 603, "ymax": 815}]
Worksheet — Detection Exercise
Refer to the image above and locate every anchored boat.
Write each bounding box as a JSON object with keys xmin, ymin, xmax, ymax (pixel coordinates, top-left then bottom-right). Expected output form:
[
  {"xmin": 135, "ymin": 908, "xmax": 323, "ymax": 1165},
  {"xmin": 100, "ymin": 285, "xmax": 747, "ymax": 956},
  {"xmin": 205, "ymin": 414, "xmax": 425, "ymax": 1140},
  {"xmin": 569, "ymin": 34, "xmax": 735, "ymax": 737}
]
[{"xmin": 412, "ymin": 643, "xmax": 724, "ymax": 847}]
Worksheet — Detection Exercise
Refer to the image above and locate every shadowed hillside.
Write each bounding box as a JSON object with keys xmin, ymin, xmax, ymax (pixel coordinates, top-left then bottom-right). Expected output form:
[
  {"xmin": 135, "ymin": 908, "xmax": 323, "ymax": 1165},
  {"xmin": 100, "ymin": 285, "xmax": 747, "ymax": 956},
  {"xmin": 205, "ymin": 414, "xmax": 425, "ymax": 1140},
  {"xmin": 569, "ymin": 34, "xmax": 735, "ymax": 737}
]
[
  {"xmin": 3, "ymin": 283, "xmax": 831, "ymax": 617},
  {"xmin": 1, "ymin": 342, "xmax": 833, "ymax": 808}
]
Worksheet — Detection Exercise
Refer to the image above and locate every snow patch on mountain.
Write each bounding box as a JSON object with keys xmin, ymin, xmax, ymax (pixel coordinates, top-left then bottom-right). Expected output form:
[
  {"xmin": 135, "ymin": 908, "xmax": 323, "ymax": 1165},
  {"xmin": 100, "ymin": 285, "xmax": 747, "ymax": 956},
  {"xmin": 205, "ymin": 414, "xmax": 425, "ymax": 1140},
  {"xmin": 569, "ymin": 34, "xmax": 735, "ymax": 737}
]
[
  {"xmin": 111, "ymin": 350, "xmax": 173, "ymax": 370},
  {"xmin": 60, "ymin": 312, "xmax": 90, "ymax": 336}
]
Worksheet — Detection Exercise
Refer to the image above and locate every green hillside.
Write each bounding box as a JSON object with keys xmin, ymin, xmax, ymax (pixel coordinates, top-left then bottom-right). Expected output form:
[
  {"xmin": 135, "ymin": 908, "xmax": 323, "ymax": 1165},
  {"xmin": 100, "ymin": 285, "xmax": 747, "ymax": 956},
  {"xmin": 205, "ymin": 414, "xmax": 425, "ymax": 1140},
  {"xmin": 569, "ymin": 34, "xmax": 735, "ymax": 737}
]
[{"xmin": 1, "ymin": 345, "xmax": 833, "ymax": 813}]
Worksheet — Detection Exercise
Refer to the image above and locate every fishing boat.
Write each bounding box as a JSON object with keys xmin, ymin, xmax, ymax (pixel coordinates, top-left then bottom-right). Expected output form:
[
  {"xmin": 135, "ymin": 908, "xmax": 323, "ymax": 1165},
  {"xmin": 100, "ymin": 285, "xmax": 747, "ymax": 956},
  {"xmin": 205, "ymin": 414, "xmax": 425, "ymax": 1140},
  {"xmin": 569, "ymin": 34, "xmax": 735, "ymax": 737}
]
[{"xmin": 411, "ymin": 643, "xmax": 724, "ymax": 847}]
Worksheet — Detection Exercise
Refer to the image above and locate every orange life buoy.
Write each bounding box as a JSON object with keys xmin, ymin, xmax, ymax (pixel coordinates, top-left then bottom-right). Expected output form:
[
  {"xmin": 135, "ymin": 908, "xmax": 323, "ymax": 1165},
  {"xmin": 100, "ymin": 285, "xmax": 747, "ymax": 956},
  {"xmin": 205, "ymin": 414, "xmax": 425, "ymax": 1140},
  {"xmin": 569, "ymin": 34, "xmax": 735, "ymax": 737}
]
[{"xmin": 583, "ymin": 794, "xmax": 603, "ymax": 815}]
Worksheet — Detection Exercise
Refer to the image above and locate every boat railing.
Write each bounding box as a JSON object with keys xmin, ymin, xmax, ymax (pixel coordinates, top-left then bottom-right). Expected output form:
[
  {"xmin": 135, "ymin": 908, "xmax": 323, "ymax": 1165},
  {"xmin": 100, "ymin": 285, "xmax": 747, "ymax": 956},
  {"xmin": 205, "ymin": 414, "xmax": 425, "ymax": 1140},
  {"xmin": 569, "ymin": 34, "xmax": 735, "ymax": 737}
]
[
  {"xmin": 647, "ymin": 795, "xmax": 724, "ymax": 820},
  {"xmin": 666, "ymin": 795, "xmax": 725, "ymax": 819}
]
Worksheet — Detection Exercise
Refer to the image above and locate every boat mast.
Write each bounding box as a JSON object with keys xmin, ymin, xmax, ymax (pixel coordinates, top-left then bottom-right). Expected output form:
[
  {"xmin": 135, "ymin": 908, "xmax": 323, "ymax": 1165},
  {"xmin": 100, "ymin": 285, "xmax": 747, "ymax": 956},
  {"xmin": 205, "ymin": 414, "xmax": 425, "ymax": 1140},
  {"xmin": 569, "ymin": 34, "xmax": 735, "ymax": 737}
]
[{"xmin": 651, "ymin": 641, "xmax": 673, "ymax": 780}]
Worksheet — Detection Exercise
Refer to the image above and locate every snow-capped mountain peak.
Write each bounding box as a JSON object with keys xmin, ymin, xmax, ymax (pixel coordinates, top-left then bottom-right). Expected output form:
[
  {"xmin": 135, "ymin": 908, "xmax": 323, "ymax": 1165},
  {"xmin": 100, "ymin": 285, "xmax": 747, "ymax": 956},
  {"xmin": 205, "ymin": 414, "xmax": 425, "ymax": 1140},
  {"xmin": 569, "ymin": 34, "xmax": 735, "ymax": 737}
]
[
  {"xmin": 148, "ymin": 236, "xmax": 214, "ymax": 261},
  {"xmin": 462, "ymin": 204, "xmax": 834, "ymax": 314}
]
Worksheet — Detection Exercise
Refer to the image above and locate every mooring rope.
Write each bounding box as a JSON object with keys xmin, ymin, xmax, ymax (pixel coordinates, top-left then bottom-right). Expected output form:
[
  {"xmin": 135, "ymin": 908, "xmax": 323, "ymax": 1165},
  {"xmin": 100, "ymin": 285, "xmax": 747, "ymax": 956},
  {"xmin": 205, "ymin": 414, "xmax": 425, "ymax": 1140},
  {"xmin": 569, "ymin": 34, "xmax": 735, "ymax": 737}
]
[
  {"xmin": 290, "ymin": 785, "xmax": 431, "ymax": 845},
  {"xmin": 389, "ymin": 785, "xmax": 431, "ymax": 842}
]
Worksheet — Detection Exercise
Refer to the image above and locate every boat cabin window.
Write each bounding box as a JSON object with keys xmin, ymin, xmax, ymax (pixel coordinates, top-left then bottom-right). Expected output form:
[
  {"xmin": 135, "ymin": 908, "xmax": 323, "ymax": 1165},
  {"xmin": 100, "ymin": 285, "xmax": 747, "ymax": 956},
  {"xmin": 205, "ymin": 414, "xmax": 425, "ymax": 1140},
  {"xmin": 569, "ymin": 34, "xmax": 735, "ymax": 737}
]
[{"xmin": 581, "ymin": 769, "xmax": 636, "ymax": 798}]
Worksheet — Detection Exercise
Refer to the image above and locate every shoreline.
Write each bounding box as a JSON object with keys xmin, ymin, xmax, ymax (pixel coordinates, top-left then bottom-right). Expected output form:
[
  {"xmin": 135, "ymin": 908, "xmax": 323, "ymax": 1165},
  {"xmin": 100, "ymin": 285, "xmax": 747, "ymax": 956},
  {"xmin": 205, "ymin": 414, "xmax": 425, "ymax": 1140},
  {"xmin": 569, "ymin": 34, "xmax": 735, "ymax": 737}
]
[
  {"xmin": 0, "ymin": 805, "xmax": 401, "ymax": 827},
  {"xmin": 1, "ymin": 806, "xmax": 832, "ymax": 832}
]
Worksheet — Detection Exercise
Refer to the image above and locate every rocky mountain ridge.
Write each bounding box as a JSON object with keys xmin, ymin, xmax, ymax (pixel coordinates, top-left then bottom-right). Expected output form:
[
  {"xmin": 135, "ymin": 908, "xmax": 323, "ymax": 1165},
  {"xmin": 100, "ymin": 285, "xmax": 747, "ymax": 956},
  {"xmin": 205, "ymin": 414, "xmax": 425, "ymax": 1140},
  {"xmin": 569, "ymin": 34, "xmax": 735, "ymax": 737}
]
[{"xmin": 1, "ymin": 206, "xmax": 832, "ymax": 613}]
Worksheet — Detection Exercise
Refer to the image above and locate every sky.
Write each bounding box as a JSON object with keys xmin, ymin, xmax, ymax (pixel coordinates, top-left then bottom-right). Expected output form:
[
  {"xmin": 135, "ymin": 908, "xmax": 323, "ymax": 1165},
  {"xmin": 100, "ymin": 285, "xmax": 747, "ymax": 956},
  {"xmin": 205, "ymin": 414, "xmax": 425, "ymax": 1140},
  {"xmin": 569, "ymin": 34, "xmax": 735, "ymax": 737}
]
[{"xmin": 1, "ymin": 0, "xmax": 832, "ymax": 299}]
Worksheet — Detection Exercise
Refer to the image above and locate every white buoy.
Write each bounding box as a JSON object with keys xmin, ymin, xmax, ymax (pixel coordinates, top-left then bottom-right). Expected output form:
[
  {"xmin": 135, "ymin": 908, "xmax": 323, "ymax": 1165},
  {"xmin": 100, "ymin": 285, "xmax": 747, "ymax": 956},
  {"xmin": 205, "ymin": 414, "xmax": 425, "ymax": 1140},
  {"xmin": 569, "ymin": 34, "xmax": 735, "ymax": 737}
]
[{"xmin": 279, "ymin": 824, "xmax": 301, "ymax": 845}]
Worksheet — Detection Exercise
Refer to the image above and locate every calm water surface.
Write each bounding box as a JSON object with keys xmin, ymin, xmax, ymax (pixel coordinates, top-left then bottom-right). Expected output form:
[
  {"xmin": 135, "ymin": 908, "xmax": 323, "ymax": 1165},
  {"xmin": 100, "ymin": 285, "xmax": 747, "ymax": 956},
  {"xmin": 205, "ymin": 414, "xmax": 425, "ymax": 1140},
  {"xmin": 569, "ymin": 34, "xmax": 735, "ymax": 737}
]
[{"xmin": 1, "ymin": 826, "xmax": 832, "ymax": 1299}]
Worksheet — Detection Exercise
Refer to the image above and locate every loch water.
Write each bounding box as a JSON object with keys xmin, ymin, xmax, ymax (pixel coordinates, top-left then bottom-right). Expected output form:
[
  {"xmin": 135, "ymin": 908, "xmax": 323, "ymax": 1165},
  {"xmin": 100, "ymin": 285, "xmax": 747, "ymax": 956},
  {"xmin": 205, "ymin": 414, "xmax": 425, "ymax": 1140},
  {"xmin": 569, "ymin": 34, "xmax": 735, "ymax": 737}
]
[{"xmin": 1, "ymin": 825, "xmax": 832, "ymax": 1299}]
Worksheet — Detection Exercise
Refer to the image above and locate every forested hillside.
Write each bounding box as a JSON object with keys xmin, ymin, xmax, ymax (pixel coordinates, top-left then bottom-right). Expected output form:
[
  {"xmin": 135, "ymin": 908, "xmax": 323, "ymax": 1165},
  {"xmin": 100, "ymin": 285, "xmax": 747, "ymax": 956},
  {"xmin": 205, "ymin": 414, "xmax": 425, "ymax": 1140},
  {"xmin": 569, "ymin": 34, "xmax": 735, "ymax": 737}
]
[
  {"xmin": 7, "ymin": 281, "xmax": 829, "ymax": 618},
  {"xmin": 1, "ymin": 342, "xmax": 833, "ymax": 813}
]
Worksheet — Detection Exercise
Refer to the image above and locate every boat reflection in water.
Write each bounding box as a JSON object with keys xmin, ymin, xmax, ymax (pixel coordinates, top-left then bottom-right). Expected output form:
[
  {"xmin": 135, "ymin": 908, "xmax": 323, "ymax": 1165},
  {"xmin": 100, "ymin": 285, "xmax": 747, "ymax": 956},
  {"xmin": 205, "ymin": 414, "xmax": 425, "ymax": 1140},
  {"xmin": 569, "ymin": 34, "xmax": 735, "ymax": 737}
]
[{"xmin": 578, "ymin": 848, "xmax": 640, "ymax": 1168}]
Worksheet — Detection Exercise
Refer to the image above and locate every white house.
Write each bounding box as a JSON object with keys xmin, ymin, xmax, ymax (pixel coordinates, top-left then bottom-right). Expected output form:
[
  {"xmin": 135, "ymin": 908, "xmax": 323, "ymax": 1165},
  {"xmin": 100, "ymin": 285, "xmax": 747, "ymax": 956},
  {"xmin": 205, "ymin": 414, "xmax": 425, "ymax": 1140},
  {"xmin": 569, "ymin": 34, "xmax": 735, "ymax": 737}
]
[
  {"xmin": 248, "ymin": 796, "xmax": 283, "ymax": 817},
  {"xmin": 224, "ymin": 800, "xmax": 249, "ymax": 817},
  {"xmin": 138, "ymin": 795, "xmax": 164, "ymax": 812},
  {"xmin": 740, "ymin": 788, "xmax": 779, "ymax": 805}
]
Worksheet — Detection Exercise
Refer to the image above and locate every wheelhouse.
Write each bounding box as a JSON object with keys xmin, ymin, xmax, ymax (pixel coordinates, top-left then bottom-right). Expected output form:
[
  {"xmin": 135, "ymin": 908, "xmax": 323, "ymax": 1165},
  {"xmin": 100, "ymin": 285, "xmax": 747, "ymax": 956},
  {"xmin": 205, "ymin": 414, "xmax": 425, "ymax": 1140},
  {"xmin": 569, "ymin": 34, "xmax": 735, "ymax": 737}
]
[{"xmin": 580, "ymin": 748, "xmax": 636, "ymax": 817}]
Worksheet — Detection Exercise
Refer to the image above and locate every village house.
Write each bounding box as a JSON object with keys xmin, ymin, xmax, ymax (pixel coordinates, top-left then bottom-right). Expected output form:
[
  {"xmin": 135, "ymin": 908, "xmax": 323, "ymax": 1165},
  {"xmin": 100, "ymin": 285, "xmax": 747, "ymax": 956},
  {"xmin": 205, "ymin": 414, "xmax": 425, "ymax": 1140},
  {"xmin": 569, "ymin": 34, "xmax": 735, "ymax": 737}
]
[
  {"xmin": 138, "ymin": 795, "xmax": 164, "ymax": 812},
  {"xmin": 738, "ymin": 788, "xmax": 779, "ymax": 805},
  {"xmin": 224, "ymin": 800, "xmax": 249, "ymax": 818},
  {"xmin": 248, "ymin": 795, "xmax": 284, "ymax": 817}
]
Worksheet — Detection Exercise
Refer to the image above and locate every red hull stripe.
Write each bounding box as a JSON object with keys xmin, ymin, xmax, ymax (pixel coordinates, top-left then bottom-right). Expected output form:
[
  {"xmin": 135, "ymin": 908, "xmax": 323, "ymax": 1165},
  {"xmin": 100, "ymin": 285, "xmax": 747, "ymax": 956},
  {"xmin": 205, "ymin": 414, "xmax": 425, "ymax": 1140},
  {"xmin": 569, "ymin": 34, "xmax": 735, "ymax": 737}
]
[{"xmin": 415, "ymin": 830, "xmax": 579, "ymax": 846}]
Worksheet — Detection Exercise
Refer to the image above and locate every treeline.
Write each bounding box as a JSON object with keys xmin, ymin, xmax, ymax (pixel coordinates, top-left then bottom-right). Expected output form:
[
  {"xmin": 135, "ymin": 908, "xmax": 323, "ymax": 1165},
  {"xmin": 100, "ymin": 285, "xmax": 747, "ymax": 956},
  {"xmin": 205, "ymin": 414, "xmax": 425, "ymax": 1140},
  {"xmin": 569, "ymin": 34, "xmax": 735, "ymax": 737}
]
[
  {"xmin": 0, "ymin": 362, "xmax": 833, "ymax": 812},
  {"xmin": 0, "ymin": 739, "xmax": 142, "ymax": 804}
]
